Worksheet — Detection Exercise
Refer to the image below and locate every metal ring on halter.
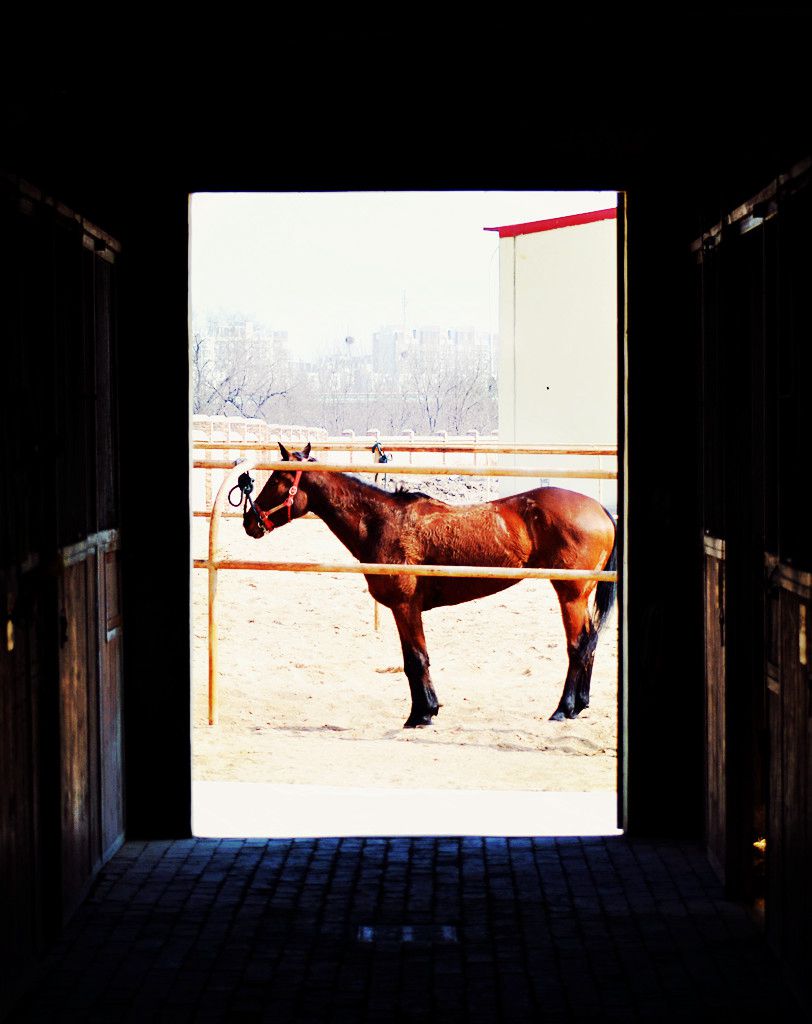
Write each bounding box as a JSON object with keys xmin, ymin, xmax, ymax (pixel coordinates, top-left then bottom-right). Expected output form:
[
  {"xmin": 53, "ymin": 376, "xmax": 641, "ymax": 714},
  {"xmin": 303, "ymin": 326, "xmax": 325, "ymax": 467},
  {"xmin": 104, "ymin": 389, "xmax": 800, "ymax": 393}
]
[{"xmin": 228, "ymin": 471, "xmax": 257, "ymax": 508}]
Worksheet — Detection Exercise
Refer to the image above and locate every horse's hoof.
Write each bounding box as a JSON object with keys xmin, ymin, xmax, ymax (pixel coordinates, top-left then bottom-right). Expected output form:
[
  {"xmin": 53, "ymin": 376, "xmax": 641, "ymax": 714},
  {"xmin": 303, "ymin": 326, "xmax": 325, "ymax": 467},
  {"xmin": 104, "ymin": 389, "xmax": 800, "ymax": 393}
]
[
  {"xmin": 403, "ymin": 711, "xmax": 436, "ymax": 728},
  {"xmin": 550, "ymin": 705, "xmax": 581, "ymax": 721}
]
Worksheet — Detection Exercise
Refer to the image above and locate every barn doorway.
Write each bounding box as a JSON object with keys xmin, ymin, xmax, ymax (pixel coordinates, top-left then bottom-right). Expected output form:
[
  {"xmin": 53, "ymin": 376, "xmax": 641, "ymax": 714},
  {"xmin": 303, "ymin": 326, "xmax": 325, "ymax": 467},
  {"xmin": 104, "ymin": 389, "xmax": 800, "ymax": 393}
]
[{"xmin": 189, "ymin": 191, "xmax": 622, "ymax": 837}]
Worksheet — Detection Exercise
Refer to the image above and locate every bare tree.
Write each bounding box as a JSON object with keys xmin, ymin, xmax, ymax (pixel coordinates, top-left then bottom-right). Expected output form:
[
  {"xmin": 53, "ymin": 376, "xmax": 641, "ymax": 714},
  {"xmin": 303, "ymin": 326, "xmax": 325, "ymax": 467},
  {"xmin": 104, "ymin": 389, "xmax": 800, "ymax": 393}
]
[
  {"xmin": 192, "ymin": 324, "xmax": 498, "ymax": 437},
  {"xmin": 366, "ymin": 389, "xmax": 415, "ymax": 435},
  {"xmin": 191, "ymin": 333, "xmax": 212, "ymax": 414},
  {"xmin": 401, "ymin": 345, "xmax": 456, "ymax": 433},
  {"xmin": 444, "ymin": 355, "xmax": 497, "ymax": 434},
  {"xmin": 400, "ymin": 343, "xmax": 496, "ymax": 435},
  {"xmin": 192, "ymin": 333, "xmax": 289, "ymax": 419}
]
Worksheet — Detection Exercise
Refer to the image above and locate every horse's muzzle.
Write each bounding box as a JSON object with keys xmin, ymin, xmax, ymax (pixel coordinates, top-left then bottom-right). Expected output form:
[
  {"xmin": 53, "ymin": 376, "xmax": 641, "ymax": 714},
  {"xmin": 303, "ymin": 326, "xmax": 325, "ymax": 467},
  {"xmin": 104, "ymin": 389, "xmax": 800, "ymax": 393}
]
[{"xmin": 243, "ymin": 512, "xmax": 266, "ymax": 539}]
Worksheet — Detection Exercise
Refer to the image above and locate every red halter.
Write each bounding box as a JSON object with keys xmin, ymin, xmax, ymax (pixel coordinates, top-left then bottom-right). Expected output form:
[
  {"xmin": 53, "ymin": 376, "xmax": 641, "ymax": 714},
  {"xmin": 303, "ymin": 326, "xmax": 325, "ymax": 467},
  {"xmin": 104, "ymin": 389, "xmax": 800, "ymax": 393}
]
[{"xmin": 255, "ymin": 469, "xmax": 302, "ymax": 533}]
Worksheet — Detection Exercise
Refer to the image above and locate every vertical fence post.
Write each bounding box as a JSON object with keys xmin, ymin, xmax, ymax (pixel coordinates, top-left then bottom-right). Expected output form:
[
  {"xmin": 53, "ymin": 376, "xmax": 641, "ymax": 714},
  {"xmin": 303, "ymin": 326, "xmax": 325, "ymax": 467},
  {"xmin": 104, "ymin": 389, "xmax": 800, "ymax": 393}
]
[
  {"xmin": 205, "ymin": 418, "xmax": 213, "ymax": 510},
  {"xmin": 208, "ymin": 562, "xmax": 219, "ymax": 726},
  {"xmin": 207, "ymin": 457, "xmax": 257, "ymax": 725},
  {"xmin": 207, "ymin": 489, "xmax": 221, "ymax": 726},
  {"xmin": 598, "ymin": 454, "xmax": 602, "ymax": 507},
  {"xmin": 343, "ymin": 428, "xmax": 355, "ymax": 464}
]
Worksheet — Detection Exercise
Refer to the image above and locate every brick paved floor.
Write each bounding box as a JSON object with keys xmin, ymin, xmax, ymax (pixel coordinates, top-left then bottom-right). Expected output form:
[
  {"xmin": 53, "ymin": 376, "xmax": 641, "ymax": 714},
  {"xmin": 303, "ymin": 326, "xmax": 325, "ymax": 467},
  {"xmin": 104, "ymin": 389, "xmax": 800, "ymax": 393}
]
[{"xmin": 8, "ymin": 836, "xmax": 801, "ymax": 1022}]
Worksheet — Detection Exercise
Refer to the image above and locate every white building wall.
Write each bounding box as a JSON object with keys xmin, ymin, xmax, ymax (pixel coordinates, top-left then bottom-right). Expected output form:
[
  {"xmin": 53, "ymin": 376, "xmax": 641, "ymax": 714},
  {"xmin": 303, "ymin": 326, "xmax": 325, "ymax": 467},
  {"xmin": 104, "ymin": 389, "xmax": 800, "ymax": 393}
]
[{"xmin": 498, "ymin": 215, "xmax": 617, "ymax": 510}]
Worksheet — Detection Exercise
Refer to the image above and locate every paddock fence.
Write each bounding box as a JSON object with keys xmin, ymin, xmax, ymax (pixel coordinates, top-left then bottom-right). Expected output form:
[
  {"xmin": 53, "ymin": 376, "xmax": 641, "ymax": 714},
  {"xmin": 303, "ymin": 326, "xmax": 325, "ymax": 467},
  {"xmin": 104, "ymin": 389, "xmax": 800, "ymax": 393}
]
[{"xmin": 192, "ymin": 430, "xmax": 619, "ymax": 724}]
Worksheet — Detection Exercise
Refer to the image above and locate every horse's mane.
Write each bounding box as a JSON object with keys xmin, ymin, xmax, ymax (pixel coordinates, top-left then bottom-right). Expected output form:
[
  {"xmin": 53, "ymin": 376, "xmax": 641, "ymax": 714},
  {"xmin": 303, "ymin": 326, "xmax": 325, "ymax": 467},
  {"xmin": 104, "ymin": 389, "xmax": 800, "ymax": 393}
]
[
  {"xmin": 391, "ymin": 485, "xmax": 430, "ymax": 505},
  {"xmin": 292, "ymin": 451, "xmax": 445, "ymax": 507},
  {"xmin": 345, "ymin": 474, "xmax": 439, "ymax": 505}
]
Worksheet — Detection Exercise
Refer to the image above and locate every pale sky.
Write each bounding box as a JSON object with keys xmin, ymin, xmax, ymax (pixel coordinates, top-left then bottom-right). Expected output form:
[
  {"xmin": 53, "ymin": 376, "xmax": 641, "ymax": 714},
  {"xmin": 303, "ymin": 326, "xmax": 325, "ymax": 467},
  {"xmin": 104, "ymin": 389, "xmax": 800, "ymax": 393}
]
[{"xmin": 189, "ymin": 191, "xmax": 617, "ymax": 357}]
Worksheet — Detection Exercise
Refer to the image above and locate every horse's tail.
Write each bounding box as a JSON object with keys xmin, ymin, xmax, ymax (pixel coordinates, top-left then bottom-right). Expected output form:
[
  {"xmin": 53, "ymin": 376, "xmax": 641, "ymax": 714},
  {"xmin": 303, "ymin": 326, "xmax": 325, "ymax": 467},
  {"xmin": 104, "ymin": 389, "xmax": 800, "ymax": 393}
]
[{"xmin": 592, "ymin": 510, "xmax": 618, "ymax": 635}]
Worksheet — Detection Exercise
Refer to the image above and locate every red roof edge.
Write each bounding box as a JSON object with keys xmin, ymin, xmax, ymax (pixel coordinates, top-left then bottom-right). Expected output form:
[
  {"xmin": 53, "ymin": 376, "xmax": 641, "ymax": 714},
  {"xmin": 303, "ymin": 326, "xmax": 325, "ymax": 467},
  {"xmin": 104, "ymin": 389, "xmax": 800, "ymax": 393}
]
[{"xmin": 484, "ymin": 207, "xmax": 617, "ymax": 238}]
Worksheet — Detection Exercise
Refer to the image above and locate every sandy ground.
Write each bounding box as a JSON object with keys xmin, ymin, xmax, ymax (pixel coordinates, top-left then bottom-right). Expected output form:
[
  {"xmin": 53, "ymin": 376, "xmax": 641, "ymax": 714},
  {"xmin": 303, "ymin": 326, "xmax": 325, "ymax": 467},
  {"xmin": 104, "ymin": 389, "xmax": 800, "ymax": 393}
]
[{"xmin": 192, "ymin": 498, "xmax": 618, "ymax": 794}]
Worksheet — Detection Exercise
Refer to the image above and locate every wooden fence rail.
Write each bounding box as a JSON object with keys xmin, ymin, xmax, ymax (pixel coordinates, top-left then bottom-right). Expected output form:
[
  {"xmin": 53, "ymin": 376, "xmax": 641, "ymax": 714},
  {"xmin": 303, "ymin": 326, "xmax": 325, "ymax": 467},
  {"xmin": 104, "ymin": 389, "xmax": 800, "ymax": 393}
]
[
  {"xmin": 192, "ymin": 436, "xmax": 617, "ymax": 517},
  {"xmin": 193, "ymin": 460, "xmax": 617, "ymax": 480},
  {"xmin": 193, "ymin": 558, "xmax": 617, "ymax": 582},
  {"xmin": 194, "ymin": 440, "xmax": 618, "ymax": 456}
]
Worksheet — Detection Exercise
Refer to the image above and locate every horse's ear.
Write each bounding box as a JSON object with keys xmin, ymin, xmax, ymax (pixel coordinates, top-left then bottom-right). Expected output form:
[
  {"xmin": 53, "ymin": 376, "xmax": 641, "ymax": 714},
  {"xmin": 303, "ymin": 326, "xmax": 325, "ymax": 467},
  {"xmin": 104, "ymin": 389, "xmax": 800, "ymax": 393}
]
[
  {"xmin": 278, "ymin": 442, "xmax": 290, "ymax": 461},
  {"xmin": 302, "ymin": 442, "xmax": 311, "ymax": 458}
]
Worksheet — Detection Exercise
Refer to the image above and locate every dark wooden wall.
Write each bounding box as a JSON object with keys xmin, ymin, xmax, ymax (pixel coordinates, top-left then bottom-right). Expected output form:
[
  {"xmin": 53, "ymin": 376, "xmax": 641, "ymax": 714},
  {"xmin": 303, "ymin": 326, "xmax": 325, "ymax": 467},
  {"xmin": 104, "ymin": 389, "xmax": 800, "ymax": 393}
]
[
  {"xmin": 695, "ymin": 161, "xmax": 812, "ymax": 994},
  {"xmin": 0, "ymin": 179, "xmax": 124, "ymax": 1014}
]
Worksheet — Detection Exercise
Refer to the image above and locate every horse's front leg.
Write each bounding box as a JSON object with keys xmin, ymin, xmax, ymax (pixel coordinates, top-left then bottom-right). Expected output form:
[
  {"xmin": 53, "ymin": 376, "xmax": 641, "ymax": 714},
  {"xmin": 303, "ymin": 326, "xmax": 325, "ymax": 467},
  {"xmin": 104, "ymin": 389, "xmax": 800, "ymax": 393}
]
[{"xmin": 391, "ymin": 602, "xmax": 440, "ymax": 728}]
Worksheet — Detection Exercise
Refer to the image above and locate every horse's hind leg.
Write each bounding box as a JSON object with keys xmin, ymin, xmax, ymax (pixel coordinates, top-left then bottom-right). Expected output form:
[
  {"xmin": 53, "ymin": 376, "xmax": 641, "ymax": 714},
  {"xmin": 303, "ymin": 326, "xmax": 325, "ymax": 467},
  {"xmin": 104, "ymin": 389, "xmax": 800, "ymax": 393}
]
[
  {"xmin": 550, "ymin": 589, "xmax": 597, "ymax": 721},
  {"xmin": 391, "ymin": 602, "xmax": 440, "ymax": 728},
  {"xmin": 574, "ymin": 632, "xmax": 598, "ymax": 714}
]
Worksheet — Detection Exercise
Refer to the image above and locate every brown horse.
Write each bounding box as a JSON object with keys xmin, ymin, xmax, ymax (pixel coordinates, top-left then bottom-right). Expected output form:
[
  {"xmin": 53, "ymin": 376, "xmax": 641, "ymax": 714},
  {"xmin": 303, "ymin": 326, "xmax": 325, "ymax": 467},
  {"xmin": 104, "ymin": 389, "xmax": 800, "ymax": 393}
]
[{"xmin": 242, "ymin": 443, "xmax": 617, "ymax": 727}]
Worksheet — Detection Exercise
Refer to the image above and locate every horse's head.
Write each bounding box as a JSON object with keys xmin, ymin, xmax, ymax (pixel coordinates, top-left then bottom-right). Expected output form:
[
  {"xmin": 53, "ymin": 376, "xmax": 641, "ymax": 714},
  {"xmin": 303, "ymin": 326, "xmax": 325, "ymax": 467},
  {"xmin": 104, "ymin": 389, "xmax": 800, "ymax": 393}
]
[{"xmin": 242, "ymin": 441, "xmax": 314, "ymax": 538}]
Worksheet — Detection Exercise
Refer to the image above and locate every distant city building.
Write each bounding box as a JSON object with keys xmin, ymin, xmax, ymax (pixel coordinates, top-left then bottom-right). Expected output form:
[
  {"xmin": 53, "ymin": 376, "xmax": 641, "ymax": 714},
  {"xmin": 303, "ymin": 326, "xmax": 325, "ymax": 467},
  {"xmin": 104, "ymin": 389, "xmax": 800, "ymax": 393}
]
[
  {"xmin": 195, "ymin": 315, "xmax": 291, "ymax": 387},
  {"xmin": 373, "ymin": 323, "xmax": 497, "ymax": 385},
  {"xmin": 413, "ymin": 325, "xmax": 445, "ymax": 351},
  {"xmin": 372, "ymin": 325, "xmax": 406, "ymax": 379},
  {"xmin": 448, "ymin": 327, "xmax": 498, "ymax": 376},
  {"xmin": 194, "ymin": 313, "xmax": 497, "ymax": 414}
]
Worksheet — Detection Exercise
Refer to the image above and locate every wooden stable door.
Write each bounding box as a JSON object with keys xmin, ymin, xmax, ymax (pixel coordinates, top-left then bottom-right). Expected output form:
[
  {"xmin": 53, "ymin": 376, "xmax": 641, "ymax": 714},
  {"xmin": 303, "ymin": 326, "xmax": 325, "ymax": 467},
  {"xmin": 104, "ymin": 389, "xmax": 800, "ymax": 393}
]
[
  {"xmin": 764, "ymin": 557, "xmax": 812, "ymax": 979},
  {"xmin": 704, "ymin": 537, "xmax": 727, "ymax": 879},
  {"xmin": 59, "ymin": 533, "xmax": 123, "ymax": 921}
]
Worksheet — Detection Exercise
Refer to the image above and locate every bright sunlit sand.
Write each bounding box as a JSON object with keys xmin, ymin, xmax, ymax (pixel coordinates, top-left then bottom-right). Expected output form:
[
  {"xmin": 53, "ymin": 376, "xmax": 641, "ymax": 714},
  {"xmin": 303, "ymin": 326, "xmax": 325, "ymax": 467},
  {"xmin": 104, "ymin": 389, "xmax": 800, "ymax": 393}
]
[{"xmin": 193, "ymin": 783, "xmax": 621, "ymax": 839}]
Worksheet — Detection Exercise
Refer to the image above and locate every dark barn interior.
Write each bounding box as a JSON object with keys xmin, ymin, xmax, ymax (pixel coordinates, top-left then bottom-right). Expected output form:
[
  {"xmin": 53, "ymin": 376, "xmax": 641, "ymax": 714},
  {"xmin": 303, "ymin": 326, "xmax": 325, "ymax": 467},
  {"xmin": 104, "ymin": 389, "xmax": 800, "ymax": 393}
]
[{"xmin": 2, "ymin": 20, "xmax": 812, "ymax": 1019}]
